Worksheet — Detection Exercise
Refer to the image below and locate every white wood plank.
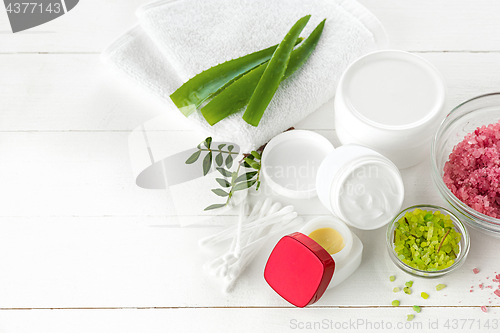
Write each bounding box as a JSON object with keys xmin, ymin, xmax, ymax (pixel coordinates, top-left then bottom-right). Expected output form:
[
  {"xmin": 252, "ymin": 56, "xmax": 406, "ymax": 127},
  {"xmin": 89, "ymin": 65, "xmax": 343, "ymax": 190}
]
[
  {"xmin": 1, "ymin": 0, "xmax": 500, "ymax": 52},
  {"xmin": 358, "ymin": 0, "xmax": 500, "ymax": 51},
  {"xmin": 0, "ymin": 307, "xmax": 497, "ymax": 333},
  {"xmin": 0, "ymin": 131, "xmax": 174, "ymax": 218},
  {"xmin": 0, "ymin": 217, "xmax": 498, "ymax": 308},
  {"xmin": 2, "ymin": 53, "xmax": 500, "ymax": 132},
  {"xmin": 0, "ymin": 128, "xmax": 441, "ymax": 220}
]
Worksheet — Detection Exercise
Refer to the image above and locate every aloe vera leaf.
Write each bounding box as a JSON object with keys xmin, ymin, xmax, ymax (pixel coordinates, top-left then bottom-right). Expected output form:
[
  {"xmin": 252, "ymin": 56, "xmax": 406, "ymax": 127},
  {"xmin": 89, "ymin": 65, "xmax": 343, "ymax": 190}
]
[
  {"xmin": 170, "ymin": 39, "xmax": 303, "ymax": 117},
  {"xmin": 285, "ymin": 19, "xmax": 325, "ymax": 77},
  {"xmin": 202, "ymin": 63, "xmax": 267, "ymax": 125},
  {"xmin": 242, "ymin": 15, "xmax": 311, "ymax": 126},
  {"xmin": 201, "ymin": 18, "xmax": 324, "ymax": 126},
  {"xmin": 211, "ymin": 37, "xmax": 303, "ymax": 98}
]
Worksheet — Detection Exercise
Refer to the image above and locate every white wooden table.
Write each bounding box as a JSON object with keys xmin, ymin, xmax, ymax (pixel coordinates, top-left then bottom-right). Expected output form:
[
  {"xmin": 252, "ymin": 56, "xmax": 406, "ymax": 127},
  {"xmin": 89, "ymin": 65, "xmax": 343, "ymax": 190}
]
[{"xmin": 1, "ymin": 1, "xmax": 500, "ymax": 332}]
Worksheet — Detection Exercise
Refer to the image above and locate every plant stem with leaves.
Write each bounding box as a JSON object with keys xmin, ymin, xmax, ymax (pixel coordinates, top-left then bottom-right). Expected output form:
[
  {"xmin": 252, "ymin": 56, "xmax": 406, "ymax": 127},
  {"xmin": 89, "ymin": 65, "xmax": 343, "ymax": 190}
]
[{"xmin": 185, "ymin": 137, "xmax": 262, "ymax": 211}]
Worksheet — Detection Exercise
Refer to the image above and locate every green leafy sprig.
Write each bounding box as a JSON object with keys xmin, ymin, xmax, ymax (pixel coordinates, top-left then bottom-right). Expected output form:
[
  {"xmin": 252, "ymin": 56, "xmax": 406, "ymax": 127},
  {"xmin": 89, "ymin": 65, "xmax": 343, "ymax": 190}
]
[
  {"xmin": 186, "ymin": 137, "xmax": 236, "ymax": 176},
  {"xmin": 185, "ymin": 137, "xmax": 262, "ymax": 211}
]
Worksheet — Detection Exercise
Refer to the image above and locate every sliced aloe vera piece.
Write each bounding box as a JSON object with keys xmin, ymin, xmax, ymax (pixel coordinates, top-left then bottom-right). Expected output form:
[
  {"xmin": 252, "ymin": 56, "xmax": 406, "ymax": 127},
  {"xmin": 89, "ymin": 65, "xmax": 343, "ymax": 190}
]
[
  {"xmin": 242, "ymin": 15, "xmax": 311, "ymax": 127},
  {"xmin": 170, "ymin": 39, "xmax": 303, "ymax": 117},
  {"xmin": 201, "ymin": 18, "xmax": 325, "ymax": 126}
]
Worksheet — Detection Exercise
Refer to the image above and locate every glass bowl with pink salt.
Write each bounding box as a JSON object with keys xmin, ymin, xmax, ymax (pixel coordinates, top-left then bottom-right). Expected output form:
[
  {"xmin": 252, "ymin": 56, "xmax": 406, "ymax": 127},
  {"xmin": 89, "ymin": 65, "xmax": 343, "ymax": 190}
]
[{"xmin": 432, "ymin": 93, "xmax": 500, "ymax": 236}]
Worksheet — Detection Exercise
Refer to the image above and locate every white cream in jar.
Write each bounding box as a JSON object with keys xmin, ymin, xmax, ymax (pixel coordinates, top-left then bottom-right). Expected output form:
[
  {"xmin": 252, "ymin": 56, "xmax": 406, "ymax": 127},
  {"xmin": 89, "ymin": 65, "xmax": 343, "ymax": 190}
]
[
  {"xmin": 317, "ymin": 145, "xmax": 404, "ymax": 230},
  {"xmin": 338, "ymin": 162, "xmax": 403, "ymax": 228}
]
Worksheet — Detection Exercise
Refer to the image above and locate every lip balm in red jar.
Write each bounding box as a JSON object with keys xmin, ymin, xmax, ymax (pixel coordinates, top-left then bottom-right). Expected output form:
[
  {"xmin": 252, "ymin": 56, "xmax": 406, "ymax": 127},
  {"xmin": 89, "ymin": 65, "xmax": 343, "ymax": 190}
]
[{"xmin": 264, "ymin": 216, "xmax": 362, "ymax": 307}]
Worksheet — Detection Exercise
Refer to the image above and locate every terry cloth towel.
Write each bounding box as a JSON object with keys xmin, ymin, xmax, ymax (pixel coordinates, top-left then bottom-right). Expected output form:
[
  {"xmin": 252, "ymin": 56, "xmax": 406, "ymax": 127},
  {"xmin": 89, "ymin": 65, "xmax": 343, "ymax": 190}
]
[{"xmin": 102, "ymin": 0, "xmax": 388, "ymax": 152}]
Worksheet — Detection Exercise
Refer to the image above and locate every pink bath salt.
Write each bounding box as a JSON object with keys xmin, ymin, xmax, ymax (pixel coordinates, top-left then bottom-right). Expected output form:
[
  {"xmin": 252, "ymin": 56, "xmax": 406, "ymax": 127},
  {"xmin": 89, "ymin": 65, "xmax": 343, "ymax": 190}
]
[
  {"xmin": 470, "ymin": 290, "xmax": 474, "ymax": 292},
  {"xmin": 443, "ymin": 121, "xmax": 500, "ymax": 218},
  {"xmin": 482, "ymin": 306, "xmax": 488, "ymax": 313},
  {"xmin": 495, "ymin": 289, "xmax": 500, "ymax": 297},
  {"xmin": 473, "ymin": 268, "xmax": 480, "ymax": 274},
  {"xmin": 487, "ymin": 286, "xmax": 493, "ymax": 289},
  {"xmin": 480, "ymin": 283, "xmax": 484, "ymax": 290}
]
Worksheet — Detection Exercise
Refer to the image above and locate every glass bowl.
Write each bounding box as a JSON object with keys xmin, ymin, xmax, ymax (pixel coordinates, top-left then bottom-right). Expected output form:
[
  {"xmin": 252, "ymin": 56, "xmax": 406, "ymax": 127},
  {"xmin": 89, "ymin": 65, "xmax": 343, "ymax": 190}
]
[
  {"xmin": 431, "ymin": 93, "xmax": 500, "ymax": 236},
  {"xmin": 386, "ymin": 205, "xmax": 470, "ymax": 278}
]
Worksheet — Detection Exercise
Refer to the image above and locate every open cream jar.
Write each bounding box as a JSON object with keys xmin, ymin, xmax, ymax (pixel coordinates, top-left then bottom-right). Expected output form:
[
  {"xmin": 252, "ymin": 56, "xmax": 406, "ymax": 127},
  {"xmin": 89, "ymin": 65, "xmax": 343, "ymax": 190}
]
[
  {"xmin": 316, "ymin": 144, "xmax": 405, "ymax": 230},
  {"xmin": 262, "ymin": 130, "xmax": 405, "ymax": 230},
  {"xmin": 335, "ymin": 50, "xmax": 446, "ymax": 169},
  {"xmin": 264, "ymin": 216, "xmax": 362, "ymax": 307}
]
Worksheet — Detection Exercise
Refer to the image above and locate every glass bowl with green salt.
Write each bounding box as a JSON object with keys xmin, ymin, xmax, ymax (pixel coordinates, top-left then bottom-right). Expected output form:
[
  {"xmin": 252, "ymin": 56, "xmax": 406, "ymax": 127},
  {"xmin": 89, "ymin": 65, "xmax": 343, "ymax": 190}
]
[{"xmin": 386, "ymin": 205, "xmax": 470, "ymax": 278}]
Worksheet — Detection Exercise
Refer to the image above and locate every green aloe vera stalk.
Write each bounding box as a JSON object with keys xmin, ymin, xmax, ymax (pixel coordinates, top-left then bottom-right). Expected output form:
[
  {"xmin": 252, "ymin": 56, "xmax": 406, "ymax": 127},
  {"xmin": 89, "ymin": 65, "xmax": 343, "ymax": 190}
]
[
  {"xmin": 201, "ymin": 18, "xmax": 324, "ymax": 126},
  {"xmin": 170, "ymin": 39, "xmax": 303, "ymax": 117},
  {"xmin": 242, "ymin": 15, "xmax": 311, "ymax": 127}
]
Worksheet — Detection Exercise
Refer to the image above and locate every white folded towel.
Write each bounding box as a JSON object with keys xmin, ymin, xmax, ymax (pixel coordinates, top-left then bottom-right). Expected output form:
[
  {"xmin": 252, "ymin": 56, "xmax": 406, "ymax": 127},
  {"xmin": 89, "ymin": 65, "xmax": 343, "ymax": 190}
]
[{"xmin": 102, "ymin": 0, "xmax": 387, "ymax": 152}]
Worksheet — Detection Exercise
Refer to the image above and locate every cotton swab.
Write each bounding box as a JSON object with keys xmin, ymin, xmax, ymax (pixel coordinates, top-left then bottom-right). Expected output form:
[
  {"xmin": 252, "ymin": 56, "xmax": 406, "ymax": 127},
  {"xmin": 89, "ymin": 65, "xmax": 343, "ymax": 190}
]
[
  {"xmin": 258, "ymin": 198, "xmax": 273, "ymax": 219},
  {"xmin": 212, "ymin": 210, "xmax": 297, "ymax": 267},
  {"xmin": 222, "ymin": 214, "xmax": 285, "ymax": 262},
  {"xmin": 247, "ymin": 199, "xmax": 263, "ymax": 219},
  {"xmin": 205, "ymin": 199, "xmax": 268, "ymax": 268},
  {"xmin": 232, "ymin": 216, "xmax": 303, "ymax": 268},
  {"xmin": 200, "ymin": 199, "xmax": 302, "ymax": 293},
  {"xmin": 229, "ymin": 216, "xmax": 303, "ymax": 272},
  {"xmin": 247, "ymin": 202, "xmax": 283, "ymax": 244},
  {"xmin": 198, "ymin": 205, "xmax": 294, "ymax": 247},
  {"xmin": 247, "ymin": 202, "xmax": 286, "ymax": 244},
  {"xmin": 232, "ymin": 215, "xmax": 302, "ymax": 270},
  {"xmin": 223, "ymin": 217, "xmax": 304, "ymax": 291},
  {"xmin": 203, "ymin": 209, "xmax": 291, "ymax": 247},
  {"xmin": 198, "ymin": 204, "xmax": 252, "ymax": 248},
  {"xmin": 222, "ymin": 203, "xmax": 284, "ymax": 262},
  {"xmin": 224, "ymin": 215, "xmax": 302, "ymax": 279},
  {"xmin": 238, "ymin": 213, "xmax": 298, "ymax": 253},
  {"xmin": 197, "ymin": 201, "xmax": 271, "ymax": 248},
  {"xmin": 233, "ymin": 202, "xmax": 247, "ymax": 258}
]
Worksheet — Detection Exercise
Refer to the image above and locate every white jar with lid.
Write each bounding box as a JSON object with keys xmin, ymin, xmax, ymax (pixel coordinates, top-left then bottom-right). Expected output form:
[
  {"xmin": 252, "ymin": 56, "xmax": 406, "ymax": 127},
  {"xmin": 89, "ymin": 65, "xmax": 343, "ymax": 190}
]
[
  {"xmin": 334, "ymin": 50, "xmax": 447, "ymax": 169},
  {"xmin": 316, "ymin": 144, "xmax": 404, "ymax": 230},
  {"xmin": 262, "ymin": 130, "xmax": 405, "ymax": 230}
]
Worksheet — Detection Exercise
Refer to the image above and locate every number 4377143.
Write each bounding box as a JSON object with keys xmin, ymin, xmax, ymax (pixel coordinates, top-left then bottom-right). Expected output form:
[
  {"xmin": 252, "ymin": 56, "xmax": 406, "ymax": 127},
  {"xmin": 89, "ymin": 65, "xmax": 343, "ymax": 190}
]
[
  {"xmin": 443, "ymin": 319, "xmax": 498, "ymax": 330},
  {"xmin": 6, "ymin": 2, "xmax": 61, "ymax": 14}
]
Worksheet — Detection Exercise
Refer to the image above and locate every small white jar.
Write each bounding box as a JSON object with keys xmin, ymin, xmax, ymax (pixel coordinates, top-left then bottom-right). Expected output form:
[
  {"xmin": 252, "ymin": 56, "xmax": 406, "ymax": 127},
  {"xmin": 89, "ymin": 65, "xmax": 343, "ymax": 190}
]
[
  {"xmin": 316, "ymin": 144, "xmax": 405, "ymax": 230},
  {"xmin": 261, "ymin": 130, "xmax": 334, "ymax": 199},
  {"xmin": 334, "ymin": 50, "xmax": 447, "ymax": 169}
]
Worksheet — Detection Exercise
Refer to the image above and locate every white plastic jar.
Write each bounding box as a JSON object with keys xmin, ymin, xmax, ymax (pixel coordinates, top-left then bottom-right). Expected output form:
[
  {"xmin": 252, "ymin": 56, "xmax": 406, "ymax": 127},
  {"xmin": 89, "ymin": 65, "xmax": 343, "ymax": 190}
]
[
  {"xmin": 334, "ymin": 50, "xmax": 447, "ymax": 169},
  {"xmin": 316, "ymin": 144, "xmax": 405, "ymax": 230},
  {"xmin": 262, "ymin": 130, "xmax": 405, "ymax": 230}
]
